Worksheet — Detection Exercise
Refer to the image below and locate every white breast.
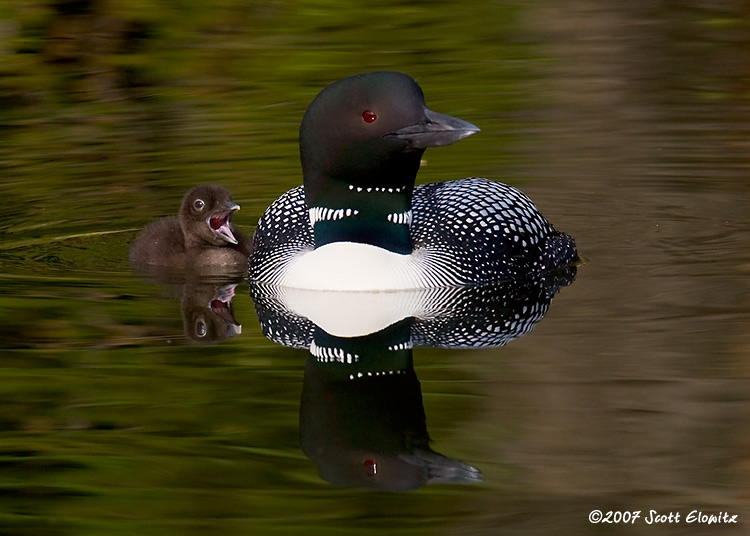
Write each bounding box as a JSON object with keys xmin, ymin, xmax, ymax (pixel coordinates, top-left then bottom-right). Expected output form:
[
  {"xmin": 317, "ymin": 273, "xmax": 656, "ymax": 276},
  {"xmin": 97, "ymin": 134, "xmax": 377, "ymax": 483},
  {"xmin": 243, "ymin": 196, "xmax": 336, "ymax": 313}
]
[{"xmin": 274, "ymin": 242, "xmax": 433, "ymax": 291}]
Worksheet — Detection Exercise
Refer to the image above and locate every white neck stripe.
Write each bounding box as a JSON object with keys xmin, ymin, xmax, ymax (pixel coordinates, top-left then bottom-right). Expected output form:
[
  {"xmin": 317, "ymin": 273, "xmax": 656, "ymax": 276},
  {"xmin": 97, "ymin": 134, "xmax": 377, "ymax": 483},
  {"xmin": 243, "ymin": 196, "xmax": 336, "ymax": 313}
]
[{"xmin": 309, "ymin": 207, "xmax": 359, "ymax": 226}]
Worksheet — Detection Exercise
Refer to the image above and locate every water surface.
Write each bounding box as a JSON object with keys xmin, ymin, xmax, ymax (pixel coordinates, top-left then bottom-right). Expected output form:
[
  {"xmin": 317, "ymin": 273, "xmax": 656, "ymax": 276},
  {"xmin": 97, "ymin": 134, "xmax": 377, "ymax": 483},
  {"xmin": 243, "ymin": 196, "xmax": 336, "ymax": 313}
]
[{"xmin": 1, "ymin": 1, "xmax": 749, "ymax": 535}]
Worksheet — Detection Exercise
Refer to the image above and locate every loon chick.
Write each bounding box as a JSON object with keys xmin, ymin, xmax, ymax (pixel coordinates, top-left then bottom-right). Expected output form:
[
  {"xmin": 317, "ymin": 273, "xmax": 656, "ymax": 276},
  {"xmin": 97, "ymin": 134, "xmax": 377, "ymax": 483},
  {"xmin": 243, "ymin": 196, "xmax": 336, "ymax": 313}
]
[
  {"xmin": 249, "ymin": 72, "xmax": 577, "ymax": 290},
  {"xmin": 130, "ymin": 185, "xmax": 251, "ymax": 268}
]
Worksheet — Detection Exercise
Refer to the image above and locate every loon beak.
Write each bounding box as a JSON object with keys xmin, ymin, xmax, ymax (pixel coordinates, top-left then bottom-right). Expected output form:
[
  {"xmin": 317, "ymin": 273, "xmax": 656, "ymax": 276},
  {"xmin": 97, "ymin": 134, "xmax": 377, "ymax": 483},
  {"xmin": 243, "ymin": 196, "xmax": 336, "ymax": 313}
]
[
  {"xmin": 208, "ymin": 203, "xmax": 240, "ymax": 245},
  {"xmin": 386, "ymin": 108, "xmax": 480, "ymax": 149}
]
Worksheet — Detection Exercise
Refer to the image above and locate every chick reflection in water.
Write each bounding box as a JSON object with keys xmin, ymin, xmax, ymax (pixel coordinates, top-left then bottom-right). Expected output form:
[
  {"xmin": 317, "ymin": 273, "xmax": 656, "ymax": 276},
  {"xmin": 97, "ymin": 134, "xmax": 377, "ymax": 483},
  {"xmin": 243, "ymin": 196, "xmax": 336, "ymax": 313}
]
[
  {"xmin": 181, "ymin": 282, "xmax": 241, "ymax": 343},
  {"xmin": 127, "ymin": 277, "xmax": 243, "ymax": 344},
  {"xmin": 252, "ymin": 268, "xmax": 575, "ymax": 490}
]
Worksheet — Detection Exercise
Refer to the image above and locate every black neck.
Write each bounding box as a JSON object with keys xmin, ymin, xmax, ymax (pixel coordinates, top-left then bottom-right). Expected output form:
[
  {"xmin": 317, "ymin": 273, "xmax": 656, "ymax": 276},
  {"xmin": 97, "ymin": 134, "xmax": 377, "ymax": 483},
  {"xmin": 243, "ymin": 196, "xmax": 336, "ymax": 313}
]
[
  {"xmin": 304, "ymin": 147, "xmax": 423, "ymax": 255},
  {"xmin": 308, "ymin": 181, "xmax": 413, "ymax": 255}
]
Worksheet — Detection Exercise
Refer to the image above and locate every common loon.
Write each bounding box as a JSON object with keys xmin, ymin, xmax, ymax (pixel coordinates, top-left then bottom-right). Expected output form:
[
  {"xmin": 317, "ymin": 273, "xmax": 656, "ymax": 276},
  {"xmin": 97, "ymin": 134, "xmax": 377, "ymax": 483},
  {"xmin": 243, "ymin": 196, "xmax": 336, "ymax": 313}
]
[
  {"xmin": 249, "ymin": 72, "xmax": 577, "ymax": 291},
  {"xmin": 130, "ymin": 185, "xmax": 252, "ymax": 269}
]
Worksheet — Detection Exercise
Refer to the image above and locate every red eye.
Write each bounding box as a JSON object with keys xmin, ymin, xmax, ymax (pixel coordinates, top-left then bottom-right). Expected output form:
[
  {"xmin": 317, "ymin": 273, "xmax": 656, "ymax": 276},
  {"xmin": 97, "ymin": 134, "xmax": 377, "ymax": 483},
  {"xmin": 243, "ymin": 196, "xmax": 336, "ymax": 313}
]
[
  {"xmin": 362, "ymin": 110, "xmax": 377, "ymax": 123},
  {"xmin": 364, "ymin": 459, "xmax": 377, "ymax": 476}
]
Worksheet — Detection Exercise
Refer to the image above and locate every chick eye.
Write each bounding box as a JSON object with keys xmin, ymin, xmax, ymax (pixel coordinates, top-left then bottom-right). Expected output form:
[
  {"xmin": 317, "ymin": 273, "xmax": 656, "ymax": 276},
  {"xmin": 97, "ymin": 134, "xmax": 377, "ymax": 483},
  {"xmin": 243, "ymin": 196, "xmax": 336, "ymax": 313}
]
[
  {"xmin": 193, "ymin": 198, "xmax": 205, "ymax": 211},
  {"xmin": 195, "ymin": 319, "xmax": 207, "ymax": 338},
  {"xmin": 362, "ymin": 110, "xmax": 377, "ymax": 124}
]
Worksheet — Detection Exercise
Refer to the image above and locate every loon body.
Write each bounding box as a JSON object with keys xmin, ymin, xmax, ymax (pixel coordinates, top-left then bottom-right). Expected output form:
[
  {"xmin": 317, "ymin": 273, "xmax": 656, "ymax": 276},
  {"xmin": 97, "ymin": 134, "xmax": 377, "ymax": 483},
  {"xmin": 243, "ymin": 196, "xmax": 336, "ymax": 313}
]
[{"xmin": 249, "ymin": 72, "xmax": 577, "ymax": 291}]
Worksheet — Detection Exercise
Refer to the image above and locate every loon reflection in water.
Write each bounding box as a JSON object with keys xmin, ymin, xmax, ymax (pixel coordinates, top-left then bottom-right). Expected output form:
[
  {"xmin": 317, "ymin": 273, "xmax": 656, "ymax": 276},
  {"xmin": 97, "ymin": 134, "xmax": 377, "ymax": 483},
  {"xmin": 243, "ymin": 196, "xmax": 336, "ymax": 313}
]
[
  {"xmin": 300, "ymin": 319, "xmax": 480, "ymax": 491},
  {"xmin": 251, "ymin": 266, "xmax": 576, "ymax": 490}
]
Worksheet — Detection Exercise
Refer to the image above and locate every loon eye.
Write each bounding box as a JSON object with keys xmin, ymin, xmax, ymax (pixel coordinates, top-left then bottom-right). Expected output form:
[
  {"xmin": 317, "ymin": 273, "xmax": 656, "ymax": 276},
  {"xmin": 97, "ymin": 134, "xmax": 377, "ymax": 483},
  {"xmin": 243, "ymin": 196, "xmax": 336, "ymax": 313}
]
[
  {"xmin": 362, "ymin": 110, "xmax": 377, "ymax": 124},
  {"xmin": 363, "ymin": 459, "xmax": 377, "ymax": 476},
  {"xmin": 193, "ymin": 198, "xmax": 205, "ymax": 211}
]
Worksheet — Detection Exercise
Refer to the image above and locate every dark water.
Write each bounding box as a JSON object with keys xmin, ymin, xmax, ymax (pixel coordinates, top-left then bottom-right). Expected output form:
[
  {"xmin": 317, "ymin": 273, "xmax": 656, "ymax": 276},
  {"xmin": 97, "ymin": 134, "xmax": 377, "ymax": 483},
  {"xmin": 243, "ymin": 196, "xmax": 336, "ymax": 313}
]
[{"xmin": 2, "ymin": 2, "xmax": 749, "ymax": 535}]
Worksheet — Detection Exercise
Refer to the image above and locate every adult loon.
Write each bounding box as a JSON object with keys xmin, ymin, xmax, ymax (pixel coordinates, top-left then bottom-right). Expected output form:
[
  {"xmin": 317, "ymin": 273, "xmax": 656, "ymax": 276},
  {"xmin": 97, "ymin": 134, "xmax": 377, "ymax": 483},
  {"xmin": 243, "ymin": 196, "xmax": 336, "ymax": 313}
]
[
  {"xmin": 249, "ymin": 72, "xmax": 577, "ymax": 291},
  {"xmin": 130, "ymin": 185, "xmax": 252, "ymax": 269}
]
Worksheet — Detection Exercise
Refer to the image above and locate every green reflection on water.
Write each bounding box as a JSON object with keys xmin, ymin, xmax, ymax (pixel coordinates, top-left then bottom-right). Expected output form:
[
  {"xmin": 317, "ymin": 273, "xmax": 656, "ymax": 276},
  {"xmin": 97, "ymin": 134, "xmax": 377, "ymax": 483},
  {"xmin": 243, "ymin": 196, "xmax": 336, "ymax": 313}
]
[{"xmin": 1, "ymin": 0, "xmax": 530, "ymax": 251}]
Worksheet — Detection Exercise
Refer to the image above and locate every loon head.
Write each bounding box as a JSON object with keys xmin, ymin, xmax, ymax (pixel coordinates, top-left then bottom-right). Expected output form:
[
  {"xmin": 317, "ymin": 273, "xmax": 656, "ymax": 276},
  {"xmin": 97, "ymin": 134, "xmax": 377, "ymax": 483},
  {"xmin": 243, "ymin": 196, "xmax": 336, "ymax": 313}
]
[
  {"xmin": 300, "ymin": 71, "xmax": 479, "ymax": 204},
  {"xmin": 178, "ymin": 185, "xmax": 240, "ymax": 248},
  {"xmin": 299, "ymin": 72, "xmax": 479, "ymax": 254}
]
